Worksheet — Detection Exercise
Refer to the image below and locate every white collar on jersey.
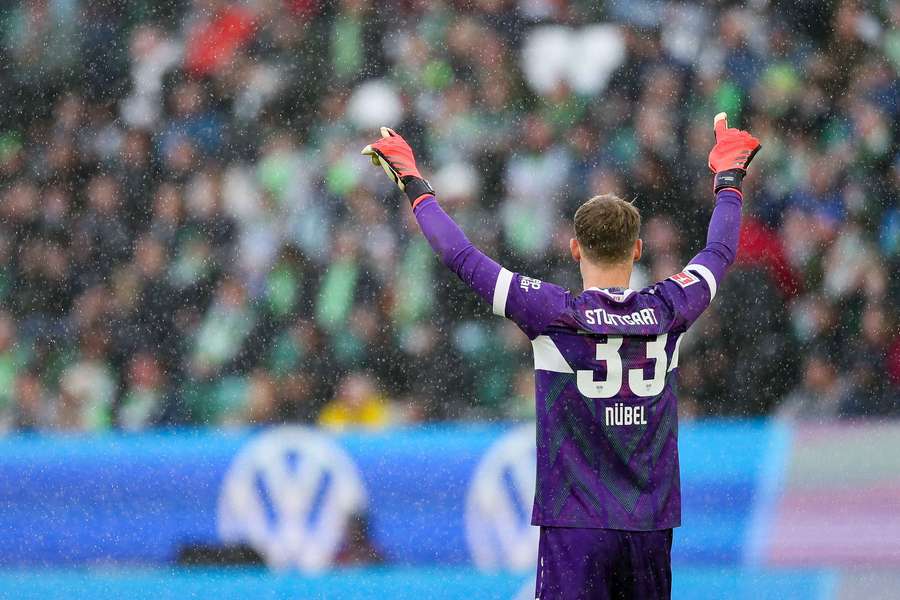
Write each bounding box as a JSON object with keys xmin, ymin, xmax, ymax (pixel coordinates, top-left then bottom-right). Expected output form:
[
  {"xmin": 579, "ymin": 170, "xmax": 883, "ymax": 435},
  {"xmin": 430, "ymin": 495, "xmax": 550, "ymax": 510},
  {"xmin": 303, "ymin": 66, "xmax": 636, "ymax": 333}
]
[{"xmin": 586, "ymin": 287, "xmax": 635, "ymax": 302}]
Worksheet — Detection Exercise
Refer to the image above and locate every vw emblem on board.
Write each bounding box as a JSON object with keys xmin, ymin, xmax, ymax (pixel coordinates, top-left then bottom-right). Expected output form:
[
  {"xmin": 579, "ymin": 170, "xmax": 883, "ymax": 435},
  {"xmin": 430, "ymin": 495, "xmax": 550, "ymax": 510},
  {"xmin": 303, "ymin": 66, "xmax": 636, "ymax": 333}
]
[
  {"xmin": 465, "ymin": 423, "xmax": 539, "ymax": 570},
  {"xmin": 217, "ymin": 426, "xmax": 366, "ymax": 572}
]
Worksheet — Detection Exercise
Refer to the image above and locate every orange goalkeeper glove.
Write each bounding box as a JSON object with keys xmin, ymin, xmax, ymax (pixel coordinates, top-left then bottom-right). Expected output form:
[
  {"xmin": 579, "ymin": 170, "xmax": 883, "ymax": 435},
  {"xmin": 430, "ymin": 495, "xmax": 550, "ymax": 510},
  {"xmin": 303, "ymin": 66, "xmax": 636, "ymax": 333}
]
[
  {"xmin": 362, "ymin": 127, "xmax": 434, "ymax": 206},
  {"xmin": 708, "ymin": 112, "xmax": 761, "ymax": 194}
]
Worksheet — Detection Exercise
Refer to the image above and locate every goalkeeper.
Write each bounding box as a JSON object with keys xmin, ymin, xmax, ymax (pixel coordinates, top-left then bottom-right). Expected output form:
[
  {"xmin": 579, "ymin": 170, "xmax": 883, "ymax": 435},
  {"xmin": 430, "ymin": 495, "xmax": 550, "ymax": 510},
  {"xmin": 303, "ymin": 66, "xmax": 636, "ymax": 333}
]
[{"xmin": 363, "ymin": 114, "xmax": 760, "ymax": 600}]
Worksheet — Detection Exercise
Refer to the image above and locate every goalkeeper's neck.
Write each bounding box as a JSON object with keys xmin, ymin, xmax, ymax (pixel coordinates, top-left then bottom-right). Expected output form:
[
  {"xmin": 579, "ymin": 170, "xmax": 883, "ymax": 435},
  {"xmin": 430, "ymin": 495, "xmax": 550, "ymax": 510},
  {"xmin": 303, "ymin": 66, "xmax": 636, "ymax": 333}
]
[
  {"xmin": 579, "ymin": 258, "xmax": 635, "ymax": 293},
  {"xmin": 571, "ymin": 237, "xmax": 642, "ymax": 293}
]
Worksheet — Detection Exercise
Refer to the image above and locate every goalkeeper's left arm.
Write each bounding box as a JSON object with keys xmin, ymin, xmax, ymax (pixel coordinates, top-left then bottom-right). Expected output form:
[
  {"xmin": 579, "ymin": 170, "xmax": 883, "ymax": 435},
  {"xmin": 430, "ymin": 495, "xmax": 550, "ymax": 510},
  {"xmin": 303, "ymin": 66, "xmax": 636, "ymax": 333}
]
[{"xmin": 362, "ymin": 128, "xmax": 568, "ymax": 338}]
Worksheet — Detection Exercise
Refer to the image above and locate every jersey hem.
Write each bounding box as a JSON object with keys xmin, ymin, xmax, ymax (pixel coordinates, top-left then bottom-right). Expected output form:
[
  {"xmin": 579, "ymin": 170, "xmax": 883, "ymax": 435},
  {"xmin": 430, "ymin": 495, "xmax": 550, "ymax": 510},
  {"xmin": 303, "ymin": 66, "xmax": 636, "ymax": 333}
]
[{"xmin": 531, "ymin": 516, "xmax": 681, "ymax": 531}]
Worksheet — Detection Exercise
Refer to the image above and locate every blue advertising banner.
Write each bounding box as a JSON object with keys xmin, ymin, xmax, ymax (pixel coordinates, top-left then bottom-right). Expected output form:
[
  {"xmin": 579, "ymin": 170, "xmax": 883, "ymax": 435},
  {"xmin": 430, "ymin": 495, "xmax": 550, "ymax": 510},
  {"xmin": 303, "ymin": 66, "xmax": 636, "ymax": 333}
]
[
  {"xmin": 0, "ymin": 421, "xmax": 782, "ymax": 568},
  {"xmin": 0, "ymin": 567, "xmax": 833, "ymax": 600}
]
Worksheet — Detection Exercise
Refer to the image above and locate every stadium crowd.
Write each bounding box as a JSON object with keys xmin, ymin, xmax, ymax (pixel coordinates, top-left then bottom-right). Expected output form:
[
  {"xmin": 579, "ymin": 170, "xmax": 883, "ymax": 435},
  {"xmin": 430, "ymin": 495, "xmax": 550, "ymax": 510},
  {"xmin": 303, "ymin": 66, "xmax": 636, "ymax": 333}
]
[{"xmin": 0, "ymin": 0, "xmax": 897, "ymax": 431}]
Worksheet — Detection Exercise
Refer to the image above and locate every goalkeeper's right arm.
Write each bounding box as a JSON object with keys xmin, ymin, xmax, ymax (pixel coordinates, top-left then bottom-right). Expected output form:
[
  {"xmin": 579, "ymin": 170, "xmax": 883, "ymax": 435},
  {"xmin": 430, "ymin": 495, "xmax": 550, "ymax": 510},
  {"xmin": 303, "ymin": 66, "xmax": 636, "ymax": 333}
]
[{"xmin": 361, "ymin": 127, "xmax": 569, "ymax": 339}]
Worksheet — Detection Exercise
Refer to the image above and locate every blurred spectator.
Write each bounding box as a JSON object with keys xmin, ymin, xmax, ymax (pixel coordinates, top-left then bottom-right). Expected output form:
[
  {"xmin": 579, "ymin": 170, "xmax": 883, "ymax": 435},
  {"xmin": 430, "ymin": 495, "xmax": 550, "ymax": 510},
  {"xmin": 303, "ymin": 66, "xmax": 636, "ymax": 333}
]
[
  {"xmin": 12, "ymin": 370, "xmax": 51, "ymax": 431},
  {"xmin": 56, "ymin": 330, "xmax": 116, "ymax": 431},
  {"xmin": 190, "ymin": 277, "xmax": 255, "ymax": 378},
  {"xmin": 842, "ymin": 304, "xmax": 896, "ymax": 417},
  {"xmin": 183, "ymin": 0, "xmax": 256, "ymax": 78},
  {"xmin": 0, "ymin": 313, "xmax": 26, "ymax": 421},
  {"xmin": 118, "ymin": 352, "xmax": 168, "ymax": 430},
  {"xmin": 241, "ymin": 369, "xmax": 279, "ymax": 425},
  {"xmin": 318, "ymin": 372, "xmax": 391, "ymax": 431},
  {"xmin": 777, "ymin": 352, "xmax": 854, "ymax": 421}
]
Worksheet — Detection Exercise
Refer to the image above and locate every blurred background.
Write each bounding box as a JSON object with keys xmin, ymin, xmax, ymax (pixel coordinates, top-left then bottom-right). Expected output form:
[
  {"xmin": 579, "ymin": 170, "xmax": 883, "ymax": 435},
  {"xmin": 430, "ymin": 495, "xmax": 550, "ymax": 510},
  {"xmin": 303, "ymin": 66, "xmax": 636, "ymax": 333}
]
[{"xmin": 0, "ymin": 0, "xmax": 897, "ymax": 598}]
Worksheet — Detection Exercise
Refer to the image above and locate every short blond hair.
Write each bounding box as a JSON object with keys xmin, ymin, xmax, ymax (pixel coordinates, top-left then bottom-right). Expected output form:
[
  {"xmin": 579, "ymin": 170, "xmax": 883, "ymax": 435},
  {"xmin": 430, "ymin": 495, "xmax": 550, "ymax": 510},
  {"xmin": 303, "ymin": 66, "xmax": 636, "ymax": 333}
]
[{"xmin": 573, "ymin": 194, "xmax": 641, "ymax": 263}]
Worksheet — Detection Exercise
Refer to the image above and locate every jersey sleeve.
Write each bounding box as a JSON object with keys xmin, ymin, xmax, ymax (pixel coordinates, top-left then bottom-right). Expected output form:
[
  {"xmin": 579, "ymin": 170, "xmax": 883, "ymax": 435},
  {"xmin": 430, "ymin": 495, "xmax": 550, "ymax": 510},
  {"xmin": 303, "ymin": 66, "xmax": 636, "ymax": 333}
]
[
  {"xmin": 651, "ymin": 188, "xmax": 743, "ymax": 330},
  {"xmin": 413, "ymin": 195, "xmax": 568, "ymax": 339},
  {"xmin": 492, "ymin": 271, "xmax": 569, "ymax": 339},
  {"xmin": 652, "ymin": 268, "xmax": 715, "ymax": 330}
]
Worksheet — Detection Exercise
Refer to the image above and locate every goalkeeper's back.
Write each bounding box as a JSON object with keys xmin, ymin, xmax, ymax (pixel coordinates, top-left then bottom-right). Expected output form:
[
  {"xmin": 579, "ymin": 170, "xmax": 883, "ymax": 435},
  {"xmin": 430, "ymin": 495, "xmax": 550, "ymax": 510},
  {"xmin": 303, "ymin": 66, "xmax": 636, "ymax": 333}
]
[
  {"xmin": 493, "ymin": 194, "xmax": 726, "ymax": 530},
  {"xmin": 505, "ymin": 275, "xmax": 711, "ymax": 530}
]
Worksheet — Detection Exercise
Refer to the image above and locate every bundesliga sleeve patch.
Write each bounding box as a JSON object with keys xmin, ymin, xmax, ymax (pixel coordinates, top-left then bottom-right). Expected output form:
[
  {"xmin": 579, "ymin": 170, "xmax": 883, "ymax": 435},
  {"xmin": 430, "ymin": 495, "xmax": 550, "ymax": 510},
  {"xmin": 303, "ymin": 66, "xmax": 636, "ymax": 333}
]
[{"xmin": 669, "ymin": 271, "xmax": 700, "ymax": 288}]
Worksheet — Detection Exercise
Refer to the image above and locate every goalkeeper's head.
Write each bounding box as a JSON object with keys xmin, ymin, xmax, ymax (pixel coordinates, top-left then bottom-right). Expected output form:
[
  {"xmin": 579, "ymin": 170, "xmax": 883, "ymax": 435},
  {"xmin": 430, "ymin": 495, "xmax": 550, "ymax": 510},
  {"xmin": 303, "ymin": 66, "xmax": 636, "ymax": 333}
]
[{"xmin": 570, "ymin": 194, "xmax": 642, "ymax": 275}]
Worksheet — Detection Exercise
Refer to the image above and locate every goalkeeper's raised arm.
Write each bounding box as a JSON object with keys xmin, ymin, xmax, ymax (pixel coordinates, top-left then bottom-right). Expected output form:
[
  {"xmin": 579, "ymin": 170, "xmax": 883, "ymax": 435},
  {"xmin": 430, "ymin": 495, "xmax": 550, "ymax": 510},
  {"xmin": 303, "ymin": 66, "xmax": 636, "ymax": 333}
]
[
  {"xmin": 667, "ymin": 112, "xmax": 763, "ymax": 321},
  {"xmin": 362, "ymin": 127, "xmax": 569, "ymax": 339}
]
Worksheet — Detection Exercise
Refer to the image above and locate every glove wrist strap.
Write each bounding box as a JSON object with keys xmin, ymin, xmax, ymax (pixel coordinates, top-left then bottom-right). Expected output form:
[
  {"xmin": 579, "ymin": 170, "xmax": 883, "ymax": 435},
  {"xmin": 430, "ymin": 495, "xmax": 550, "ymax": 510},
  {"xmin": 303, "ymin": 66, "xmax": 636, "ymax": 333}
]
[
  {"xmin": 714, "ymin": 169, "xmax": 745, "ymax": 193},
  {"xmin": 403, "ymin": 177, "xmax": 435, "ymax": 206}
]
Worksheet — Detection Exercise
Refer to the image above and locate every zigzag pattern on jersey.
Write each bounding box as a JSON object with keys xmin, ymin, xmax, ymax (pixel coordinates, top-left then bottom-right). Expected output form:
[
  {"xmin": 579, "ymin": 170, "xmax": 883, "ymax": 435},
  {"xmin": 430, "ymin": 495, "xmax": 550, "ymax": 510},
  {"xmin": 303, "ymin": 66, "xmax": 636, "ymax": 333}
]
[
  {"xmin": 597, "ymin": 415, "xmax": 649, "ymax": 514},
  {"xmin": 538, "ymin": 371, "xmax": 658, "ymax": 518}
]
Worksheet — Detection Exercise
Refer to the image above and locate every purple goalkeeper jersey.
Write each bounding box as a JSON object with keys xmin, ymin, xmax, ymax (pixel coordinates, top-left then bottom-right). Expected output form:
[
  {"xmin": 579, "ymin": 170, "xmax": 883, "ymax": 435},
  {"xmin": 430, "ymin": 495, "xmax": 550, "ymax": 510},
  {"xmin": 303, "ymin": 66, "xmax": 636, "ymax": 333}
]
[{"xmin": 414, "ymin": 189, "xmax": 743, "ymax": 531}]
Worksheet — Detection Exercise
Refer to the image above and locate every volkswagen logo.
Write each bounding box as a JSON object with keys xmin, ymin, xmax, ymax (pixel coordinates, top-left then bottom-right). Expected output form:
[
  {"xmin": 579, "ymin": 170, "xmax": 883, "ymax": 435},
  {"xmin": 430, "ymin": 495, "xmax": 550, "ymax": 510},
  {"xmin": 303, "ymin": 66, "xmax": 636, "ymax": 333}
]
[
  {"xmin": 465, "ymin": 423, "xmax": 539, "ymax": 571},
  {"xmin": 217, "ymin": 426, "xmax": 366, "ymax": 572}
]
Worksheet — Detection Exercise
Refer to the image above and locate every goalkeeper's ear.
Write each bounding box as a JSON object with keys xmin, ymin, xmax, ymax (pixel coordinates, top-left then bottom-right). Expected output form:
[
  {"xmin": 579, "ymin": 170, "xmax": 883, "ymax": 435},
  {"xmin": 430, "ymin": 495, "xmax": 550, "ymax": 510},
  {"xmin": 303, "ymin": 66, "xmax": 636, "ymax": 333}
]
[{"xmin": 570, "ymin": 238, "xmax": 582, "ymax": 262}]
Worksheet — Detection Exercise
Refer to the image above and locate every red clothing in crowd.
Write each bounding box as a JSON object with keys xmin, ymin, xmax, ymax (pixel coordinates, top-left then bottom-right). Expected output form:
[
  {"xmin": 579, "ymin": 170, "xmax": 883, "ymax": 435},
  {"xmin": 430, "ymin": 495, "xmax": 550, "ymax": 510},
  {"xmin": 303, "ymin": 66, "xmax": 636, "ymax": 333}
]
[
  {"xmin": 184, "ymin": 5, "xmax": 256, "ymax": 77},
  {"xmin": 735, "ymin": 215, "xmax": 801, "ymax": 297}
]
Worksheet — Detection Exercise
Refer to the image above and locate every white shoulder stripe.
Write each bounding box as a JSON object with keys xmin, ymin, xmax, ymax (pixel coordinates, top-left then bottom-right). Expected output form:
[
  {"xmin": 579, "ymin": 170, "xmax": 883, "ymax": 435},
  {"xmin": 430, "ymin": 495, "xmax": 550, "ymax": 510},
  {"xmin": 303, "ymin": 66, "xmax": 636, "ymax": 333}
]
[
  {"xmin": 531, "ymin": 336, "xmax": 574, "ymax": 373},
  {"xmin": 492, "ymin": 268, "xmax": 514, "ymax": 316},
  {"xmin": 685, "ymin": 263, "xmax": 717, "ymax": 301},
  {"xmin": 668, "ymin": 332, "xmax": 685, "ymax": 371}
]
